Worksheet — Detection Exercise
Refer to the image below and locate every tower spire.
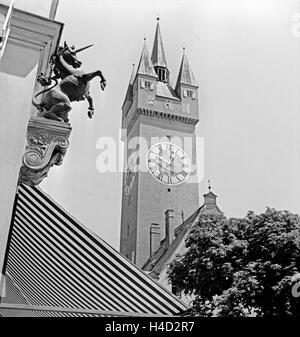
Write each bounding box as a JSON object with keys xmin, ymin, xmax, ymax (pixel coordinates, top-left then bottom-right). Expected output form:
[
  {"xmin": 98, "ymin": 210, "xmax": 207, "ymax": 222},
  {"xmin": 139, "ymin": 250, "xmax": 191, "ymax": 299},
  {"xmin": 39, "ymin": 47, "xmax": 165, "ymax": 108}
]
[
  {"xmin": 129, "ymin": 63, "xmax": 136, "ymax": 85},
  {"xmin": 175, "ymin": 49, "xmax": 198, "ymax": 89},
  {"xmin": 121, "ymin": 63, "xmax": 136, "ymax": 115},
  {"xmin": 136, "ymin": 38, "xmax": 157, "ymax": 78},
  {"xmin": 151, "ymin": 18, "xmax": 169, "ymax": 83}
]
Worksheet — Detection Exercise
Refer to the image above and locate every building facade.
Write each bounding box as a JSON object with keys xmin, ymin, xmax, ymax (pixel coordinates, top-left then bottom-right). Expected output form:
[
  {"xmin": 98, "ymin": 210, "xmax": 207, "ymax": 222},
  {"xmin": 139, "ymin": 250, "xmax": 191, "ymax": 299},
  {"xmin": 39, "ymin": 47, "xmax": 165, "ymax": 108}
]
[
  {"xmin": 143, "ymin": 187, "xmax": 223, "ymax": 304},
  {"xmin": 0, "ymin": 0, "xmax": 62, "ymax": 283},
  {"xmin": 120, "ymin": 19, "xmax": 200, "ymax": 268}
]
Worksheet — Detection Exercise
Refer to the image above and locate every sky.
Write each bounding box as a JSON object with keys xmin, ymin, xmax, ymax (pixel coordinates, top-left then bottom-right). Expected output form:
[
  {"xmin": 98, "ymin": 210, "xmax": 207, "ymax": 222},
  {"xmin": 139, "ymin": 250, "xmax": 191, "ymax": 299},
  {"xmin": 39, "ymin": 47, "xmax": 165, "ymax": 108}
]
[{"xmin": 42, "ymin": 0, "xmax": 300, "ymax": 249}]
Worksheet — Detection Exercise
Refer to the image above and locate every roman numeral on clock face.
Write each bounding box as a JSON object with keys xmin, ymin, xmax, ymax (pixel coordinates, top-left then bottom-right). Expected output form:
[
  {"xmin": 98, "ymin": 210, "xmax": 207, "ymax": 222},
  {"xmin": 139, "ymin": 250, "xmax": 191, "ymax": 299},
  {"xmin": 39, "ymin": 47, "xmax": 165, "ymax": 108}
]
[
  {"xmin": 177, "ymin": 173, "xmax": 185, "ymax": 181},
  {"xmin": 182, "ymin": 166, "xmax": 189, "ymax": 174},
  {"xmin": 147, "ymin": 142, "xmax": 191, "ymax": 186},
  {"xmin": 153, "ymin": 170, "xmax": 160, "ymax": 177},
  {"xmin": 157, "ymin": 172, "xmax": 164, "ymax": 181}
]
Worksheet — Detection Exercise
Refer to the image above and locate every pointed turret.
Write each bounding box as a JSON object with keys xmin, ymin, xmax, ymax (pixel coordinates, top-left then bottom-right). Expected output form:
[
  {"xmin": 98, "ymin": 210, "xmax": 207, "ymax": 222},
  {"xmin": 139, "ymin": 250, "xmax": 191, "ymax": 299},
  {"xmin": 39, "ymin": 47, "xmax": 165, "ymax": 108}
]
[
  {"xmin": 200, "ymin": 180, "xmax": 222, "ymax": 215},
  {"xmin": 175, "ymin": 49, "xmax": 198, "ymax": 90},
  {"xmin": 203, "ymin": 180, "xmax": 217, "ymax": 206},
  {"xmin": 122, "ymin": 64, "xmax": 136, "ymax": 116},
  {"xmin": 136, "ymin": 38, "xmax": 157, "ymax": 78},
  {"xmin": 151, "ymin": 18, "xmax": 169, "ymax": 83},
  {"xmin": 129, "ymin": 63, "xmax": 136, "ymax": 85},
  {"xmin": 151, "ymin": 18, "xmax": 168, "ymax": 68}
]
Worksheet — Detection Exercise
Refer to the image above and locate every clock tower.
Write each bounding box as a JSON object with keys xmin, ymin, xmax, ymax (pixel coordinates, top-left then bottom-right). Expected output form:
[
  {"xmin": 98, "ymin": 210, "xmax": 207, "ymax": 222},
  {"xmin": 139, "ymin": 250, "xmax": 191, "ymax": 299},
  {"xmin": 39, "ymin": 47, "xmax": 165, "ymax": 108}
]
[{"xmin": 120, "ymin": 19, "xmax": 200, "ymax": 267}]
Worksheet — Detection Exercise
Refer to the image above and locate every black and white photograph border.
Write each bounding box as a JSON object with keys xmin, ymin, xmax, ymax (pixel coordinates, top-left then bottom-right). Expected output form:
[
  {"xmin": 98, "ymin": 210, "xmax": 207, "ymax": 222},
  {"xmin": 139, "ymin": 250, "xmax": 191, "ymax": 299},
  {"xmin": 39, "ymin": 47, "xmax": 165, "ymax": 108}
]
[{"xmin": 0, "ymin": 0, "xmax": 299, "ymax": 326}]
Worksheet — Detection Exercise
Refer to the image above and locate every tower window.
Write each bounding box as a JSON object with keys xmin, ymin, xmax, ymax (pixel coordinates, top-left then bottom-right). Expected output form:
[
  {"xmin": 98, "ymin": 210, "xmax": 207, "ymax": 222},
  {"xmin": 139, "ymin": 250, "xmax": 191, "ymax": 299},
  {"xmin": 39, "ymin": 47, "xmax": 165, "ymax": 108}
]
[
  {"xmin": 156, "ymin": 67, "xmax": 168, "ymax": 83},
  {"xmin": 158, "ymin": 69, "xmax": 162, "ymax": 81},
  {"xmin": 186, "ymin": 90, "xmax": 193, "ymax": 98},
  {"xmin": 141, "ymin": 80, "xmax": 154, "ymax": 90},
  {"xmin": 183, "ymin": 89, "xmax": 195, "ymax": 99},
  {"xmin": 167, "ymin": 188, "xmax": 171, "ymax": 192},
  {"xmin": 145, "ymin": 81, "xmax": 151, "ymax": 89}
]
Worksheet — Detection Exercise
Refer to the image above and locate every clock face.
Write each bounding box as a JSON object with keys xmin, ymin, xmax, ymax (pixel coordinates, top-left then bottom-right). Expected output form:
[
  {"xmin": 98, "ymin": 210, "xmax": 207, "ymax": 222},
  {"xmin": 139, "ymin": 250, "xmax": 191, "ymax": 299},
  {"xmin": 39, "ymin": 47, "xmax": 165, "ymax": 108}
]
[
  {"xmin": 124, "ymin": 151, "xmax": 138, "ymax": 195},
  {"xmin": 146, "ymin": 142, "xmax": 190, "ymax": 185}
]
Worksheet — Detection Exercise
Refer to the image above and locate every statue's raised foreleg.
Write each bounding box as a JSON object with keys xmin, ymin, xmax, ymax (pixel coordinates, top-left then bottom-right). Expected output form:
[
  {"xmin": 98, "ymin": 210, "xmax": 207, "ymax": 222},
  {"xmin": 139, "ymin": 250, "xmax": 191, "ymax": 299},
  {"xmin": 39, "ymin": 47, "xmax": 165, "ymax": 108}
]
[
  {"xmin": 83, "ymin": 70, "xmax": 107, "ymax": 91},
  {"xmin": 85, "ymin": 92, "xmax": 94, "ymax": 119}
]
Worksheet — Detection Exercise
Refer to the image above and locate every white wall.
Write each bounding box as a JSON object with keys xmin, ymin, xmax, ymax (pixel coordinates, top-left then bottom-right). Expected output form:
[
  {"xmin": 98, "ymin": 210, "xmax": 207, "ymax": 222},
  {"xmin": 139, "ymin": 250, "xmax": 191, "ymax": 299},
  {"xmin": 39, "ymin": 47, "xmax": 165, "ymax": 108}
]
[{"xmin": 0, "ymin": 65, "xmax": 37, "ymax": 277}]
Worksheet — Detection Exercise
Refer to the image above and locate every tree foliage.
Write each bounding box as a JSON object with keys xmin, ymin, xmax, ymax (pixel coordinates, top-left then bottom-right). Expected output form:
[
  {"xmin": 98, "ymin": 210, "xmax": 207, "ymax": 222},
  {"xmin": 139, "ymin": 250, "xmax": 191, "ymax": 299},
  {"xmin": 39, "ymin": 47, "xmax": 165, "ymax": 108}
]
[{"xmin": 167, "ymin": 208, "xmax": 300, "ymax": 316}]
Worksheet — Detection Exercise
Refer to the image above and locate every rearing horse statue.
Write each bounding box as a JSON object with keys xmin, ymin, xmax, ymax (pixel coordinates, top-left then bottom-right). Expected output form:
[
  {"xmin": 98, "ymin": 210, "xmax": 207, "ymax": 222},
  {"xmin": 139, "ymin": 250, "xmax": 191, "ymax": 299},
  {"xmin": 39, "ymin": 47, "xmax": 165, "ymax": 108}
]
[{"xmin": 32, "ymin": 42, "xmax": 106, "ymax": 123}]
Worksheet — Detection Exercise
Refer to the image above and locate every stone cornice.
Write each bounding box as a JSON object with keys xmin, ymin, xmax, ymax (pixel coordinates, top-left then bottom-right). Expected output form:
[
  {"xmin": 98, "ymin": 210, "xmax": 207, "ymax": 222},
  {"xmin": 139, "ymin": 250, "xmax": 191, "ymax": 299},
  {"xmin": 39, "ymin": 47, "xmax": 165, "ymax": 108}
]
[
  {"xmin": 19, "ymin": 117, "xmax": 71, "ymax": 186},
  {"xmin": 126, "ymin": 107, "xmax": 199, "ymax": 136},
  {"xmin": 137, "ymin": 107, "xmax": 199, "ymax": 125}
]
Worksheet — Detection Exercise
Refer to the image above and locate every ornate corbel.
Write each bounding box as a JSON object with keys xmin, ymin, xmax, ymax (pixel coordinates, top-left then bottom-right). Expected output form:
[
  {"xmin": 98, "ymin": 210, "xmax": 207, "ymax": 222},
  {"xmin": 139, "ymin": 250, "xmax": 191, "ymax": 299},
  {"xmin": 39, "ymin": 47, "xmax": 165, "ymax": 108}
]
[{"xmin": 19, "ymin": 117, "xmax": 72, "ymax": 186}]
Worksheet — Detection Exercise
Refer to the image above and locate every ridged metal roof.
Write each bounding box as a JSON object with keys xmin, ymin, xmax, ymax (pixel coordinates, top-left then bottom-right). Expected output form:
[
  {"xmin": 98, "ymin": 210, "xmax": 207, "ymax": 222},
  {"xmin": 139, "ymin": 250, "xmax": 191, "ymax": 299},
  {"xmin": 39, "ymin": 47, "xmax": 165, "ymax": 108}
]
[{"xmin": 0, "ymin": 185, "xmax": 187, "ymax": 317}]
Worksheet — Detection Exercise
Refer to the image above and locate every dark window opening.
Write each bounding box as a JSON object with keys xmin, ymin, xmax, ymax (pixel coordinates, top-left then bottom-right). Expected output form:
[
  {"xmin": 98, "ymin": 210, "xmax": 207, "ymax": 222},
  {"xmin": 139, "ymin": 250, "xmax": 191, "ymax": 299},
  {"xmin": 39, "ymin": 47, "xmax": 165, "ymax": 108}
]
[
  {"xmin": 156, "ymin": 67, "xmax": 169, "ymax": 83},
  {"xmin": 187, "ymin": 90, "xmax": 193, "ymax": 98},
  {"xmin": 145, "ymin": 81, "xmax": 151, "ymax": 89}
]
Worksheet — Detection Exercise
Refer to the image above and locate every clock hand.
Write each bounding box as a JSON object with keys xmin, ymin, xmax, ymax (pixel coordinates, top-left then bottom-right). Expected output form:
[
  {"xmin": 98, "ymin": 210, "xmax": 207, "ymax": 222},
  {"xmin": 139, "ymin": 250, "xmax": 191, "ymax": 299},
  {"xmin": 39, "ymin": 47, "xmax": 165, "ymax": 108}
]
[
  {"xmin": 151, "ymin": 153, "xmax": 187, "ymax": 171},
  {"xmin": 151, "ymin": 153, "xmax": 172, "ymax": 165},
  {"xmin": 169, "ymin": 153, "xmax": 175, "ymax": 163},
  {"xmin": 160, "ymin": 164, "xmax": 186, "ymax": 174}
]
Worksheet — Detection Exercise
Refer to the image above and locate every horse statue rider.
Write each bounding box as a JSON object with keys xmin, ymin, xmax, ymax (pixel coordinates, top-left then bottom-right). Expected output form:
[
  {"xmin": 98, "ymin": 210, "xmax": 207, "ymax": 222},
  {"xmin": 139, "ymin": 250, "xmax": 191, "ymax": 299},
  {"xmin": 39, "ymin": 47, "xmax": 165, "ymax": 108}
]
[{"xmin": 32, "ymin": 42, "xmax": 106, "ymax": 123}]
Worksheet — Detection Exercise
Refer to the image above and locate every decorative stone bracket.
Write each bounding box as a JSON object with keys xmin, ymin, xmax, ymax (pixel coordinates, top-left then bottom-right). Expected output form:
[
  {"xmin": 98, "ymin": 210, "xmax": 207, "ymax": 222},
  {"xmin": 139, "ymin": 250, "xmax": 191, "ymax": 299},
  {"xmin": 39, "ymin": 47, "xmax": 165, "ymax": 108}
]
[{"xmin": 19, "ymin": 117, "xmax": 72, "ymax": 186}]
